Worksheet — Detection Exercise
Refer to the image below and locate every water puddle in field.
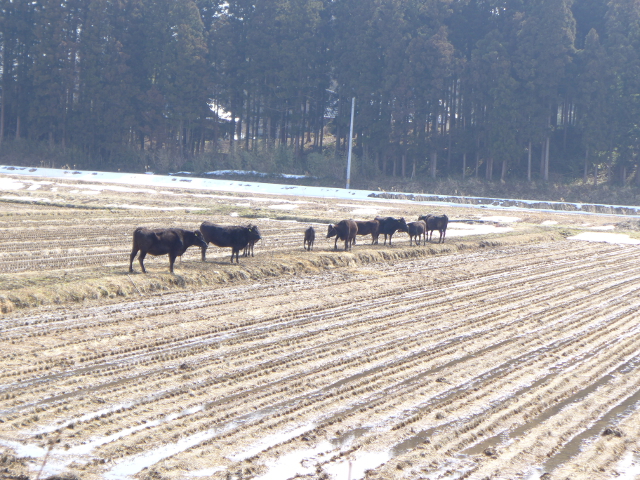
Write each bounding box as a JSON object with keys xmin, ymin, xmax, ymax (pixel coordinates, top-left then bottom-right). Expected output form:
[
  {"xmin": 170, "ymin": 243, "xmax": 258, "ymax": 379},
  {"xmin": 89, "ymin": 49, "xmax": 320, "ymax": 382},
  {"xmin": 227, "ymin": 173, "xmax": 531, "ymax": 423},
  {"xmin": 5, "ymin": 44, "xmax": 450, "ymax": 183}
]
[
  {"xmin": 330, "ymin": 427, "xmax": 372, "ymax": 448},
  {"xmin": 538, "ymin": 383, "xmax": 640, "ymax": 474},
  {"xmin": 569, "ymin": 232, "xmax": 640, "ymax": 245},
  {"xmin": 463, "ymin": 351, "xmax": 640, "ymax": 464},
  {"xmin": 446, "ymin": 223, "xmax": 514, "ymax": 237},
  {"xmin": 323, "ymin": 450, "xmax": 391, "ymax": 480},
  {"xmin": 250, "ymin": 440, "xmax": 334, "ymax": 480}
]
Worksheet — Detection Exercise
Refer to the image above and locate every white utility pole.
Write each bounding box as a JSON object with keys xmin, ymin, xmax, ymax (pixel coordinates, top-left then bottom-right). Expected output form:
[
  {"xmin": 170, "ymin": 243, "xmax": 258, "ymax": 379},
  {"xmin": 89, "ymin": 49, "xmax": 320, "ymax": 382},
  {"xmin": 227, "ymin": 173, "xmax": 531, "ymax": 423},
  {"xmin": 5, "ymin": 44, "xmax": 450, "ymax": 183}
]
[{"xmin": 345, "ymin": 96, "xmax": 355, "ymax": 189}]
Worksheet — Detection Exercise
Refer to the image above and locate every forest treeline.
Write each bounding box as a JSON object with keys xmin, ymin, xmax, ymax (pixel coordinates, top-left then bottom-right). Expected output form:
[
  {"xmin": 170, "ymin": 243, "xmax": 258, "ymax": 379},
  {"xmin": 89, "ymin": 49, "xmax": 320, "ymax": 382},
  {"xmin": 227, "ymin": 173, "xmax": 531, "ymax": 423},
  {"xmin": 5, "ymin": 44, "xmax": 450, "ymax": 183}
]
[{"xmin": 1, "ymin": 0, "xmax": 639, "ymax": 186}]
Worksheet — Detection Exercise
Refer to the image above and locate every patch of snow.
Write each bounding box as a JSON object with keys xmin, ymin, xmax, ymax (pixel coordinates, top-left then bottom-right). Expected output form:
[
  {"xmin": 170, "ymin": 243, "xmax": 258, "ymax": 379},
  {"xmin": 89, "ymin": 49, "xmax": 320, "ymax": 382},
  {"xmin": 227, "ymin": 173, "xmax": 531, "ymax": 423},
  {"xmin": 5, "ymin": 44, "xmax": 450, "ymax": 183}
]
[
  {"xmin": 568, "ymin": 232, "xmax": 640, "ymax": 245},
  {"xmin": 615, "ymin": 451, "xmax": 640, "ymax": 479},
  {"xmin": 0, "ymin": 439, "xmax": 47, "ymax": 458},
  {"xmin": 447, "ymin": 224, "xmax": 514, "ymax": 236},
  {"xmin": 541, "ymin": 220, "xmax": 558, "ymax": 225},
  {"xmin": 230, "ymin": 423, "xmax": 317, "ymax": 463},
  {"xmin": 479, "ymin": 216, "xmax": 521, "ymax": 223},
  {"xmin": 324, "ymin": 450, "xmax": 390, "ymax": 480},
  {"xmin": 0, "ymin": 178, "xmax": 24, "ymax": 190},
  {"xmin": 252, "ymin": 441, "xmax": 334, "ymax": 480}
]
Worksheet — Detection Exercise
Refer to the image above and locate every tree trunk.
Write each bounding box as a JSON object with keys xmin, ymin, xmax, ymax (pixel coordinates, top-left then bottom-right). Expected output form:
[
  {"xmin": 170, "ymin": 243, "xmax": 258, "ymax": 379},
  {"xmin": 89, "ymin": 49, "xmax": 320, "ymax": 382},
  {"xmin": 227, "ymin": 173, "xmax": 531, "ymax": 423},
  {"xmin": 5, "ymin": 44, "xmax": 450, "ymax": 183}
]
[
  {"xmin": 583, "ymin": 146, "xmax": 589, "ymax": 183},
  {"xmin": 402, "ymin": 153, "xmax": 406, "ymax": 178},
  {"xmin": 462, "ymin": 152, "xmax": 466, "ymax": 180},
  {"xmin": 594, "ymin": 164, "xmax": 598, "ymax": 186},
  {"xmin": 544, "ymin": 136, "xmax": 550, "ymax": 182},
  {"xmin": 527, "ymin": 141, "xmax": 532, "ymax": 182},
  {"xmin": 475, "ymin": 136, "xmax": 480, "ymax": 178},
  {"xmin": 430, "ymin": 151, "xmax": 437, "ymax": 179},
  {"xmin": 501, "ymin": 159, "xmax": 507, "ymax": 183},
  {"xmin": 0, "ymin": 81, "xmax": 4, "ymax": 146}
]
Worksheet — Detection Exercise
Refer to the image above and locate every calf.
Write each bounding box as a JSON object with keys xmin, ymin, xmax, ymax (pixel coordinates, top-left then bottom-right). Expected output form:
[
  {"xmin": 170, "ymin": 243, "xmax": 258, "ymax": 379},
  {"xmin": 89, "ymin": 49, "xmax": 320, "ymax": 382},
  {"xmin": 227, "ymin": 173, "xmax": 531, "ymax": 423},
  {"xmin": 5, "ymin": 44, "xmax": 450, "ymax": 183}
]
[
  {"xmin": 326, "ymin": 219, "xmax": 358, "ymax": 251},
  {"xmin": 200, "ymin": 222, "xmax": 262, "ymax": 263},
  {"xmin": 354, "ymin": 219, "xmax": 380, "ymax": 245},
  {"xmin": 418, "ymin": 214, "xmax": 449, "ymax": 243},
  {"xmin": 406, "ymin": 220, "xmax": 427, "ymax": 246},
  {"xmin": 242, "ymin": 225, "xmax": 262, "ymax": 257},
  {"xmin": 129, "ymin": 227, "xmax": 207, "ymax": 273},
  {"xmin": 374, "ymin": 216, "xmax": 409, "ymax": 245},
  {"xmin": 304, "ymin": 226, "xmax": 315, "ymax": 251}
]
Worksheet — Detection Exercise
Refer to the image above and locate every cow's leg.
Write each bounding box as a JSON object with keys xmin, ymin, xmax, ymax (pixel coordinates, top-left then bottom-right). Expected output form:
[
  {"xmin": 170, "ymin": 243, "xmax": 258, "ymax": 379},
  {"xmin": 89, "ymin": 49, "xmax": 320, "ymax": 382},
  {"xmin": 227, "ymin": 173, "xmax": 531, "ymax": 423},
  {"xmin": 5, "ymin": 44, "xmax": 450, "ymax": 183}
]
[
  {"xmin": 201, "ymin": 245, "xmax": 208, "ymax": 262},
  {"xmin": 169, "ymin": 253, "xmax": 176, "ymax": 273},
  {"xmin": 129, "ymin": 248, "xmax": 138, "ymax": 273},
  {"xmin": 334, "ymin": 238, "xmax": 338, "ymax": 250},
  {"xmin": 138, "ymin": 251, "xmax": 147, "ymax": 274}
]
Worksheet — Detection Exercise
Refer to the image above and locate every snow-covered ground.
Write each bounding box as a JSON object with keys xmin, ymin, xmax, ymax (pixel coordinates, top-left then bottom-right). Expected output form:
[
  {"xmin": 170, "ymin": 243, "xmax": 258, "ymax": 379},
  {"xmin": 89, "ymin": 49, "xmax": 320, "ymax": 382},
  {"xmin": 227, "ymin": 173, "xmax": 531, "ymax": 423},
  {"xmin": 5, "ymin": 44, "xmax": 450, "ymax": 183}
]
[
  {"xmin": 3, "ymin": 165, "xmax": 640, "ymax": 217},
  {"xmin": 3, "ymin": 166, "xmax": 640, "ymax": 247}
]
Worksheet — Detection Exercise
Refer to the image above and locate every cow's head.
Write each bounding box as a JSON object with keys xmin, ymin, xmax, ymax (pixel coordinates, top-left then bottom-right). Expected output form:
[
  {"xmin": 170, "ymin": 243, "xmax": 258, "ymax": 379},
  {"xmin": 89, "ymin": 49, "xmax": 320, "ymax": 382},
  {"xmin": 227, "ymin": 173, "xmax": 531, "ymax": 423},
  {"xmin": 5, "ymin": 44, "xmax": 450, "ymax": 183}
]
[
  {"xmin": 248, "ymin": 225, "xmax": 262, "ymax": 242},
  {"xmin": 398, "ymin": 217, "xmax": 409, "ymax": 232},
  {"xmin": 326, "ymin": 224, "xmax": 337, "ymax": 238},
  {"xmin": 193, "ymin": 230, "xmax": 208, "ymax": 248}
]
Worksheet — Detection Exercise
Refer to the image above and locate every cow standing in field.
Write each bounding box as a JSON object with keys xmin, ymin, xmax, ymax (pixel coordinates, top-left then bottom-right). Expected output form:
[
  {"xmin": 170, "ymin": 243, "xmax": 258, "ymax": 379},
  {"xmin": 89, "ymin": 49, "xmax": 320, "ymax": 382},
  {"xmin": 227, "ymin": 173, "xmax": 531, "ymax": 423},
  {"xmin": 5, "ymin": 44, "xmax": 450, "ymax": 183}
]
[
  {"xmin": 326, "ymin": 219, "xmax": 358, "ymax": 251},
  {"xmin": 304, "ymin": 226, "xmax": 315, "ymax": 251},
  {"xmin": 200, "ymin": 222, "xmax": 262, "ymax": 263},
  {"xmin": 129, "ymin": 227, "xmax": 207, "ymax": 274},
  {"xmin": 354, "ymin": 219, "xmax": 380, "ymax": 245},
  {"xmin": 374, "ymin": 217, "xmax": 409, "ymax": 245},
  {"xmin": 406, "ymin": 220, "xmax": 427, "ymax": 246},
  {"xmin": 418, "ymin": 214, "xmax": 449, "ymax": 243},
  {"xmin": 243, "ymin": 225, "xmax": 262, "ymax": 257}
]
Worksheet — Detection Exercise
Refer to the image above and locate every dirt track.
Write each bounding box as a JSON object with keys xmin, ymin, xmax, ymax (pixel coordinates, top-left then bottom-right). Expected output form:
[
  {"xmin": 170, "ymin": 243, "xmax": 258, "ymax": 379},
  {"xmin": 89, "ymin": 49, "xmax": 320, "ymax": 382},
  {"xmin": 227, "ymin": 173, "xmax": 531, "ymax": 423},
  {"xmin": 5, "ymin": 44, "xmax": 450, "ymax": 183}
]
[{"xmin": 1, "ymin": 174, "xmax": 640, "ymax": 480}]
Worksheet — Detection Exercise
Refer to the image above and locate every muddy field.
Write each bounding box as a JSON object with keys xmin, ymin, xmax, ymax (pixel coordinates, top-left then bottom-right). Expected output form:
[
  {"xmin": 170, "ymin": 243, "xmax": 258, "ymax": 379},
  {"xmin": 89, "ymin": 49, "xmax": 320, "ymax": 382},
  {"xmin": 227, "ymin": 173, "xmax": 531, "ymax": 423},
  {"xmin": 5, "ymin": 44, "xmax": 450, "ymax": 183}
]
[{"xmin": 1, "ymin": 173, "xmax": 640, "ymax": 480}]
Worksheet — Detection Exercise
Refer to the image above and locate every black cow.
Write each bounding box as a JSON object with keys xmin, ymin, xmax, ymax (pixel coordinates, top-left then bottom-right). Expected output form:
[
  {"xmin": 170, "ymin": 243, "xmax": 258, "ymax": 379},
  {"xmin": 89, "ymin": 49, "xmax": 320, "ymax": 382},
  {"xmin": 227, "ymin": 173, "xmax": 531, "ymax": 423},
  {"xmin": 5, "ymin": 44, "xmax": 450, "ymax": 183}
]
[
  {"xmin": 326, "ymin": 219, "xmax": 358, "ymax": 251},
  {"xmin": 304, "ymin": 226, "xmax": 315, "ymax": 251},
  {"xmin": 418, "ymin": 214, "xmax": 449, "ymax": 243},
  {"xmin": 129, "ymin": 227, "xmax": 207, "ymax": 274},
  {"xmin": 200, "ymin": 222, "xmax": 262, "ymax": 263},
  {"xmin": 374, "ymin": 217, "xmax": 408, "ymax": 245},
  {"xmin": 354, "ymin": 220, "xmax": 380, "ymax": 245},
  {"xmin": 406, "ymin": 220, "xmax": 426, "ymax": 246},
  {"xmin": 242, "ymin": 226, "xmax": 262, "ymax": 257}
]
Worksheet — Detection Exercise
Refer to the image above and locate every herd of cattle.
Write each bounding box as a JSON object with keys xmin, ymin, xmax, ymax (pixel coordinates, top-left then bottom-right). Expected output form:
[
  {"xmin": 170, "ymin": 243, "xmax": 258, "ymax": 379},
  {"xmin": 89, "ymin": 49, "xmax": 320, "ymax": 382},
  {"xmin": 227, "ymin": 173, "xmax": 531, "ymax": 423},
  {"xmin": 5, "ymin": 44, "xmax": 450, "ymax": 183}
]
[{"xmin": 128, "ymin": 215, "xmax": 448, "ymax": 273}]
